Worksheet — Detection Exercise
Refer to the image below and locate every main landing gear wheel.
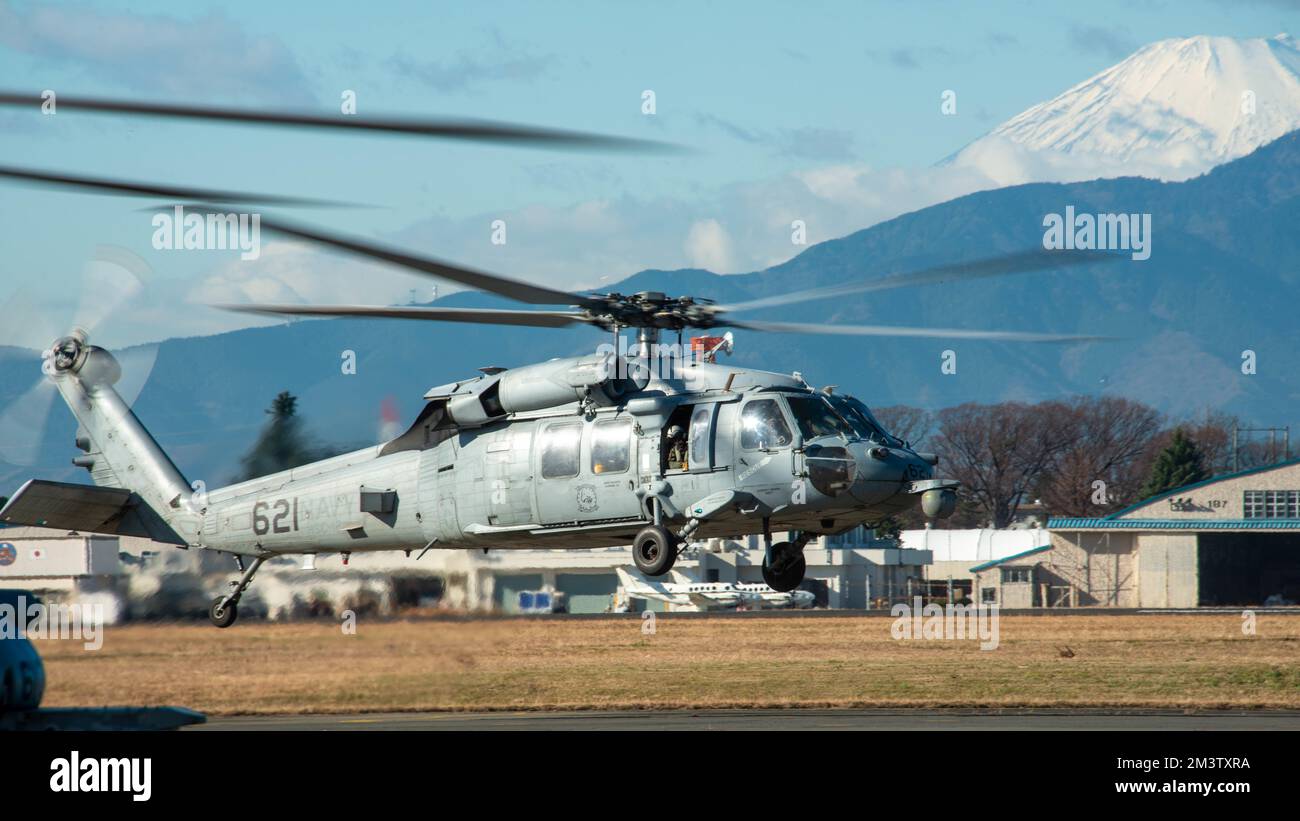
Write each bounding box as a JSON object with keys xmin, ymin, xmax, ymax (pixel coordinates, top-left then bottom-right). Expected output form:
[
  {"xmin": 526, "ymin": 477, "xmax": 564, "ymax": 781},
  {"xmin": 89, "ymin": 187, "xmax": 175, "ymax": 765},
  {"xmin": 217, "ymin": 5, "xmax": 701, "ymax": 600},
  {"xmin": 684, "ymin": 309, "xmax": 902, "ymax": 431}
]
[
  {"xmin": 633, "ymin": 524, "xmax": 678, "ymax": 576},
  {"xmin": 762, "ymin": 541, "xmax": 806, "ymax": 592},
  {"xmin": 208, "ymin": 597, "xmax": 238, "ymax": 629}
]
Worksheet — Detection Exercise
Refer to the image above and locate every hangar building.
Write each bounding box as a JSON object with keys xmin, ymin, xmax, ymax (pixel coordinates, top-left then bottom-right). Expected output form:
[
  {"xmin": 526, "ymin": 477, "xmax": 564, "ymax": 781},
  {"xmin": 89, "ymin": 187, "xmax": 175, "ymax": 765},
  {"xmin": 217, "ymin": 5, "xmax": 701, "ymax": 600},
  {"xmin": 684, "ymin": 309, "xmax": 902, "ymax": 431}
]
[{"xmin": 973, "ymin": 459, "xmax": 1300, "ymax": 608}]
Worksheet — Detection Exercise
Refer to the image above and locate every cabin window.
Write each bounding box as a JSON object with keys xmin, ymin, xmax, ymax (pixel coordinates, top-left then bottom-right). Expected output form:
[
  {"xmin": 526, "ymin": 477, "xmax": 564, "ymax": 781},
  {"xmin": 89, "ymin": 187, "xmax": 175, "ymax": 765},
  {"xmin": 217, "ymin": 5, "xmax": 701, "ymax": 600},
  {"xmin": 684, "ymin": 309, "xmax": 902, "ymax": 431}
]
[
  {"xmin": 740, "ymin": 399, "xmax": 793, "ymax": 450},
  {"xmin": 591, "ymin": 419, "xmax": 632, "ymax": 475},
  {"xmin": 689, "ymin": 405, "xmax": 713, "ymax": 469},
  {"xmin": 540, "ymin": 423, "xmax": 581, "ymax": 479}
]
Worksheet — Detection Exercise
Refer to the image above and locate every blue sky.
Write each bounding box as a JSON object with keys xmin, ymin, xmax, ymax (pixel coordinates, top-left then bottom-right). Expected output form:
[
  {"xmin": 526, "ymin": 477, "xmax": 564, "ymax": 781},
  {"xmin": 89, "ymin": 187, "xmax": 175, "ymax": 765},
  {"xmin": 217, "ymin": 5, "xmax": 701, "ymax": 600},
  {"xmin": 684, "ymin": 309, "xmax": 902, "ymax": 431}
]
[{"xmin": 1, "ymin": 0, "xmax": 1297, "ymax": 345}]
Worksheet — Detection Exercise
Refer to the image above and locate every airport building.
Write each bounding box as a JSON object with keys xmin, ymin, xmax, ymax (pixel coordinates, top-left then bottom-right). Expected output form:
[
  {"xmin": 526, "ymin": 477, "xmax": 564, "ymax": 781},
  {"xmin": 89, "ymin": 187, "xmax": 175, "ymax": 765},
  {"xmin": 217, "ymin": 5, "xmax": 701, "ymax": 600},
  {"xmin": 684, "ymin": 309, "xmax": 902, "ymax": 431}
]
[
  {"xmin": 0, "ymin": 523, "xmax": 931, "ymax": 616},
  {"xmin": 973, "ymin": 459, "xmax": 1300, "ymax": 608},
  {"xmin": 0, "ymin": 526, "xmax": 120, "ymax": 595},
  {"xmin": 905, "ymin": 527, "xmax": 1051, "ymax": 603}
]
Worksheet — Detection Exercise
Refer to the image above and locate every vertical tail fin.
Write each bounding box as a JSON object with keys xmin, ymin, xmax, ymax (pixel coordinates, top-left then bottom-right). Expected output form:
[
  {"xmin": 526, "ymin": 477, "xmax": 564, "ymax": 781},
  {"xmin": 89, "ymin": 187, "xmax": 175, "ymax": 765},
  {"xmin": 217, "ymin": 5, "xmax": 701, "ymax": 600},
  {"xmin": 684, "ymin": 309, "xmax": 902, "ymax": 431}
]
[{"xmin": 49, "ymin": 335, "xmax": 201, "ymax": 541}]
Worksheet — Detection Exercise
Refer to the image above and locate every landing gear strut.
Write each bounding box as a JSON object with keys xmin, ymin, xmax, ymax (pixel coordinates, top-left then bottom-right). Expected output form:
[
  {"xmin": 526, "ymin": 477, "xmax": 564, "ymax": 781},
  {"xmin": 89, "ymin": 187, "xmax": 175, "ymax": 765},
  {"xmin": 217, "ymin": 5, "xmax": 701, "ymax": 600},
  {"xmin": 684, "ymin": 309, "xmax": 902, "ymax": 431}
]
[
  {"xmin": 762, "ymin": 534, "xmax": 808, "ymax": 593},
  {"xmin": 208, "ymin": 555, "xmax": 265, "ymax": 628}
]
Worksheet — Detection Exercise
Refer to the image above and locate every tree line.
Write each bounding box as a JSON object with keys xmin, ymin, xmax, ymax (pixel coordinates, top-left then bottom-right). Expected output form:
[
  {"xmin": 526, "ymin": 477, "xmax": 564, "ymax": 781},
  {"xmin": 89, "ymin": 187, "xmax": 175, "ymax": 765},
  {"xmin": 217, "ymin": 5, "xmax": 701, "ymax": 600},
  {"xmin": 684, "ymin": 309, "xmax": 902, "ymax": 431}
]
[{"xmin": 874, "ymin": 398, "xmax": 1288, "ymax": 529}]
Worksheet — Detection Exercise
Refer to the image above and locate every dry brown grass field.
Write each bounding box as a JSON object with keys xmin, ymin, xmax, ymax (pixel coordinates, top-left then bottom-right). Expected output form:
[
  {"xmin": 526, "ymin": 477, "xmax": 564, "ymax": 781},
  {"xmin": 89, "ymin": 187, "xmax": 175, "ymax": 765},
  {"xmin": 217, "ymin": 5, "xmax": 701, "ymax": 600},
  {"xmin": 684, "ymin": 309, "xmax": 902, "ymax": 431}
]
[{"xmin": 34, "ymin": 613, "xmax": 1300, "ymax": 715}]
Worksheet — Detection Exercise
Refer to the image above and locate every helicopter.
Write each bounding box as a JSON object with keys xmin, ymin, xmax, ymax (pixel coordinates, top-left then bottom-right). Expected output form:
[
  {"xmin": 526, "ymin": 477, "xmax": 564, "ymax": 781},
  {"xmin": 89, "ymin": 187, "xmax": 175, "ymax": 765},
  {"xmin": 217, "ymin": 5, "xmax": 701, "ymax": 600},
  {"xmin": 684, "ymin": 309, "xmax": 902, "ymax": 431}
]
[{"xmin": 0, "ymin": 92, "xmax": 1115, "ymax": 627}]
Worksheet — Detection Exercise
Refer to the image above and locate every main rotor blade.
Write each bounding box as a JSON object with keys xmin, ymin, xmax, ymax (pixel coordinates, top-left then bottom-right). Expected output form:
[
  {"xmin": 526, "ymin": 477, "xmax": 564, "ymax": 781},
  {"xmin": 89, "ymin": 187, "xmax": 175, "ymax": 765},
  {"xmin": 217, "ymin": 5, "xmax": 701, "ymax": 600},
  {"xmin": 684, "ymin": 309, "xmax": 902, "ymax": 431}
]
[
  {"xmin": 718, "ymin": 249, "xmax": 1120, "ymax": 314},
  {"xmin": 0, "ymin": 164, "xmax": 351, "ymax": 206},
  {"xmin": 726, "ymin": 318, "xmax": 1114, "ymax": 343},
  {"xmin": 218, "ymin": 303, "xmax": 593, "ymax": 329},
  {"xmin": 0, "ymin": 91, "xmax": 680, "ymax": 153},
  {"xmin": 216, "ymin": 211, "xmax": 602, "ymax": 308}
]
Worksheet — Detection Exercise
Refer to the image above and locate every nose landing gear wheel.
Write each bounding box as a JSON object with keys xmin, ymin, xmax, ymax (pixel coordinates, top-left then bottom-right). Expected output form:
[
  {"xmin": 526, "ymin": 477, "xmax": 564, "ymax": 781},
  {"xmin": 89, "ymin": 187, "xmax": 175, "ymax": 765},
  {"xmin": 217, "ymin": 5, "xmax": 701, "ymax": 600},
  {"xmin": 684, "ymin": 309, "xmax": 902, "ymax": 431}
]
[
  {"xmin": 209, "ymin": 597, "xmax": 238, "ymax": 628},
  {"xmin": 762, "ymin": 541, "xmax": 806, "ymax": 592},
  {"xmin": 633, "ymin": 524, "xmax": 679, "ymax": 576}
]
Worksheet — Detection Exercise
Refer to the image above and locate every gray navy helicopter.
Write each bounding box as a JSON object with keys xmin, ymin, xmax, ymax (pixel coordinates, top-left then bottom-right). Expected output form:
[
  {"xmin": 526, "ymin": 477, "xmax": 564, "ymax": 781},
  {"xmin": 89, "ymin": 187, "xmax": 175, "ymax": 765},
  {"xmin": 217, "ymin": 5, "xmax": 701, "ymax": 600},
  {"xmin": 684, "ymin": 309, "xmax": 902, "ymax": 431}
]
[{"xmin": 0, "ymin": 92, "xmax": 1112, "ymax": 626}]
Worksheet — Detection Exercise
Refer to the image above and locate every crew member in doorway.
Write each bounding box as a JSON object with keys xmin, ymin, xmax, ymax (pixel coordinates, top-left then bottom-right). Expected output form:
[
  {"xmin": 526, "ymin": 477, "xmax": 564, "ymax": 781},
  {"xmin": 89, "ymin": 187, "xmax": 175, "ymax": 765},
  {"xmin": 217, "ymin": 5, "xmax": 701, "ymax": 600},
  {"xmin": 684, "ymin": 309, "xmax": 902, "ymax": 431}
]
[{"xmin": 665, "ymin": 424, "xmax": 688, "ymax": 470}]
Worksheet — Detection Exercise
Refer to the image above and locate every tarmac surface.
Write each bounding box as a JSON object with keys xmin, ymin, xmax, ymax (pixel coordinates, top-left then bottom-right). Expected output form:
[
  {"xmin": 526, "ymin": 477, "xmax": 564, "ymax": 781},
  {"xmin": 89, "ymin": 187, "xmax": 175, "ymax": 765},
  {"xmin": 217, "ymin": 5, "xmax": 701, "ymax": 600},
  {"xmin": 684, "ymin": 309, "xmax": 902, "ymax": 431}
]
[{"xmin": 191, "ymin": 708, "xmax": 1300, "ymax": 731}]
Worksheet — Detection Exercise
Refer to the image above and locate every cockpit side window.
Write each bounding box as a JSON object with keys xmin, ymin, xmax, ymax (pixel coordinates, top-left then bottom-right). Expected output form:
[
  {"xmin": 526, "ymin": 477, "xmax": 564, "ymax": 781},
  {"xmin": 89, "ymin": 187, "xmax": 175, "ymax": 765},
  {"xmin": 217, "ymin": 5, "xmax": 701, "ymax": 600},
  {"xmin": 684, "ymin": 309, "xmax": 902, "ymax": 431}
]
[
  {"xmin": 740, "ymin": 399, "xmax": 793, "ymax": 450},
  {"xmin": 786, "ymin": 395, "xmax": 854, "ymax": 440},
  {"xmin": 833, "ymin": 396, "xmax": 902, "ymax": 446}
]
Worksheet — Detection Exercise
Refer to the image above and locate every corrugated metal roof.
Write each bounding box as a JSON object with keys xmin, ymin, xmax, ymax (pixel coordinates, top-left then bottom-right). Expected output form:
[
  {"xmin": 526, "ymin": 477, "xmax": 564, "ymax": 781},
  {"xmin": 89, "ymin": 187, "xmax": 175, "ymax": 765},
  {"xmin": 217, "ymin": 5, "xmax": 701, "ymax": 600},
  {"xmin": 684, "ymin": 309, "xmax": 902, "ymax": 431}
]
[{"xmin": 1048, "ymin": 518, "xmax": 1300, "ymax": 531}]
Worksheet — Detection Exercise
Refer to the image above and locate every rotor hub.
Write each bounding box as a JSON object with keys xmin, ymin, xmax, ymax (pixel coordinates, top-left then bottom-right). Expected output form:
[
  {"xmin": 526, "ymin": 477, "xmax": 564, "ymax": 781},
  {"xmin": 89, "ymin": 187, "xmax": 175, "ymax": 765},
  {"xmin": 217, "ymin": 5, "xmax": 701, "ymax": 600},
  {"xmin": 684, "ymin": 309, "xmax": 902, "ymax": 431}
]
[
  {"xmin": 47, "ymin": 331, "xmax": 89, "ymax": 374},
  {"xmin": 583, "ymin": 292, "xmax": 721, "ymax": 332}
]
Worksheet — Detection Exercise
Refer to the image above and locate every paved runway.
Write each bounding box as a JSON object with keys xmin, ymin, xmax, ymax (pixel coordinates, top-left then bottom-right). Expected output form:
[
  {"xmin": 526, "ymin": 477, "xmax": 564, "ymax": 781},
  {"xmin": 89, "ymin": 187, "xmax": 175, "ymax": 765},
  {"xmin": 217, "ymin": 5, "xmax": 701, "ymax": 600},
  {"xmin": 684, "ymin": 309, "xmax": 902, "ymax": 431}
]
[{"xmin": 192, "ymin": 708, "xmax": 1300, "ymax": 731}]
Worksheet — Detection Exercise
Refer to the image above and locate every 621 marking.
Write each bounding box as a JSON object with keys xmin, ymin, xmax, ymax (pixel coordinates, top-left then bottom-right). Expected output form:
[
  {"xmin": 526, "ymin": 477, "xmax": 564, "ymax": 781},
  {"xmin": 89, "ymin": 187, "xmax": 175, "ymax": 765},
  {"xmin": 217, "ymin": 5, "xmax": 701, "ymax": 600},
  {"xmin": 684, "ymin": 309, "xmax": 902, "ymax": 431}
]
[{"xmin": 253, "ymin": 497, "xmax": 299, "ymax": 536}]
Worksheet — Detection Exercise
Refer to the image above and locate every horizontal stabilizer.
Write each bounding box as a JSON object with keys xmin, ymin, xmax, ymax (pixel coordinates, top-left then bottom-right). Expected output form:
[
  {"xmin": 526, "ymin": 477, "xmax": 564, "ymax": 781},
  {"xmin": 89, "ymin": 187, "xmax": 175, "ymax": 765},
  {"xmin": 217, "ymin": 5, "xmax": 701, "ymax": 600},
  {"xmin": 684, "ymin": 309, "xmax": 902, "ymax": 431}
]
[{"xmin": 0, "ymin": 479, "xmax": 185, "ymax": 545}]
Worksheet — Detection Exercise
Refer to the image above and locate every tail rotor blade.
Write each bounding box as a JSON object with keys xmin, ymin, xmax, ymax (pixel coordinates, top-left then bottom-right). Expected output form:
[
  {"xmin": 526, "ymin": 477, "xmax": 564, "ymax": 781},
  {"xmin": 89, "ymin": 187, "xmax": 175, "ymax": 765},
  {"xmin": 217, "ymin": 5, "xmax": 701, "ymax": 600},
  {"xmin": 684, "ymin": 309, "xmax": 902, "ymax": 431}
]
[
  {"xmin": 0, "ymin": 287, "xmax": 62, "ymax": 350},
  {"xmin": 0, "ymin": 376, "xmax": 58, "ymax": 466},
  {"xmin": 73, "ymin": 246, "xmax": 150, "ymax": 337},
  {"xmin": 114, "ymin": 343, "xmax": 160, "ymax": 410}
]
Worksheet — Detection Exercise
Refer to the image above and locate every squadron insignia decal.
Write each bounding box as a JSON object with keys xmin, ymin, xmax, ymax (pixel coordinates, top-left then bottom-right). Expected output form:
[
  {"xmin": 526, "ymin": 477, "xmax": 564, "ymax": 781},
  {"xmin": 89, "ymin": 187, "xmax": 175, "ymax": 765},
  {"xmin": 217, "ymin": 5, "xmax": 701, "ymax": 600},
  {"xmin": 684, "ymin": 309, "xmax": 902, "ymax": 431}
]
[{"xmin": 575, "ymin": 484, "xmax": 599, "ymax": 513}]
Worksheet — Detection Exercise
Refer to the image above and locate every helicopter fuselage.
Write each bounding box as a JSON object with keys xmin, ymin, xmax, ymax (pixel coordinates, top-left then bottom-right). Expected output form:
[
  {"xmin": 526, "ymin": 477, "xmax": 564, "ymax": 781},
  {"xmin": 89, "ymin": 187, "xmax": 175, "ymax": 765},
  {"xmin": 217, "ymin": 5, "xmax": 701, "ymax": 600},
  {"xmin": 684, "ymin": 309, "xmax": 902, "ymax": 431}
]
[{"xmin": 191, "ymin": 359, "xmax": 944, "ymax": 558}]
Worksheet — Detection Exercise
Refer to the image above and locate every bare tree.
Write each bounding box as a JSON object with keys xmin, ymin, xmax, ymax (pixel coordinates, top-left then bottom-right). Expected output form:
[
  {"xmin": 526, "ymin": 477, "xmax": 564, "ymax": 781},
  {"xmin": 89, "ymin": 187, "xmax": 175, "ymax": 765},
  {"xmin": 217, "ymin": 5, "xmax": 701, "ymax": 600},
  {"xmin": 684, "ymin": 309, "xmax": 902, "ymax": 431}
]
[
  {"xmin": 932, "ymin": 401, "xmax": 1070, "ymax": 528},
  {"xmin": 1037, "ymin": 396, "xmax": 1163, "ymax": 517},
  {"xmin": 872, "ymin": 405, "xmax": 933, "ymax": 449}
]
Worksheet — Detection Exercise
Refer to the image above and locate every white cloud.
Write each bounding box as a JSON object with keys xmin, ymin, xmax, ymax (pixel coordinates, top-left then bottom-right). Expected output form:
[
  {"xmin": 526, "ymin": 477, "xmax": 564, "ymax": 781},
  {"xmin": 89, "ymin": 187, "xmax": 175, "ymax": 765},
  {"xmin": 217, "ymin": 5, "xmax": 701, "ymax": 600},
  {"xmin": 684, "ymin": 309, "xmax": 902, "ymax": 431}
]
[
  {"xmin": 945, "ymin": 134, "xmax": 1215, "ymax": 186},
  {"xmin": 0, "ymin": 154, "xmax": 1046, "ymax": 347},
  {"xmin": 188, "ymin": 240, "xmax": 440, "ymax": 308},
  {"xmin": 0, "ymin": 1, "xmax": 315, "ymax": 103},
  {"xmin": 684, "ymin": 219, "xmax": 735, "ymax": 273}
]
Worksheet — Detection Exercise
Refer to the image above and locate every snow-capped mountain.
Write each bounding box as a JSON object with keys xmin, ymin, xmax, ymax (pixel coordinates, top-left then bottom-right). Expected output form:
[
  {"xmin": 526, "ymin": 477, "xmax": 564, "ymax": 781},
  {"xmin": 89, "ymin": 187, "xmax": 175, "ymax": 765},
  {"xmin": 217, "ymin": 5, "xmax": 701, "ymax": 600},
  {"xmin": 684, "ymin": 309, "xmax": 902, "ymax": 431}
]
[{"xmin": 947, "ymin": 34, "xmax": 1300, "ymax": 184}]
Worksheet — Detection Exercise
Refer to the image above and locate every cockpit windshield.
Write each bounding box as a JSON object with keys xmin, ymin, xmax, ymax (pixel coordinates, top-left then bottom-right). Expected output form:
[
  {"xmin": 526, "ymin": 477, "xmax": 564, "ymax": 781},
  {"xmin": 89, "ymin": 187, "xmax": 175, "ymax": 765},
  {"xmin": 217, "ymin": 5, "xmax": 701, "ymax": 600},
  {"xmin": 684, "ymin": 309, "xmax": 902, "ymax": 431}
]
[
  {"xmin": 785, "ymin": 395, "xmax": 856, "ymax": 440},
  {"xmin": 827, "ymin": 395, "xmax": 903, "ymax": 447}
]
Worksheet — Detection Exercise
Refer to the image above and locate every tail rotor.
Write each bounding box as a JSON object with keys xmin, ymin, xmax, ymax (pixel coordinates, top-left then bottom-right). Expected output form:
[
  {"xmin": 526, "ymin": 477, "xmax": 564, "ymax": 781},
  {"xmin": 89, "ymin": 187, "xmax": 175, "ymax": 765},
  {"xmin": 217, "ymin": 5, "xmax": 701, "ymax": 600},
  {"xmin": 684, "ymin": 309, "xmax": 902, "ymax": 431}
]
[{"xmin": 0, "ymin": 247, "xmax": 160, "ymax": 467}]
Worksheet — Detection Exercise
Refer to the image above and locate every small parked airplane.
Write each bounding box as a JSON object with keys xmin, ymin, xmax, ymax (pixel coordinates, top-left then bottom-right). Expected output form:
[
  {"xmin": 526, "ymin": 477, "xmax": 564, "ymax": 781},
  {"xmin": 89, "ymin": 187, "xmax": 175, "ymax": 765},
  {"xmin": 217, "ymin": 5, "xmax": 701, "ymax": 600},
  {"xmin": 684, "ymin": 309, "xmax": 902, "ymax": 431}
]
[{"xmin": 616, "ymin": 568, "xmax": 814, "ymax": 611}]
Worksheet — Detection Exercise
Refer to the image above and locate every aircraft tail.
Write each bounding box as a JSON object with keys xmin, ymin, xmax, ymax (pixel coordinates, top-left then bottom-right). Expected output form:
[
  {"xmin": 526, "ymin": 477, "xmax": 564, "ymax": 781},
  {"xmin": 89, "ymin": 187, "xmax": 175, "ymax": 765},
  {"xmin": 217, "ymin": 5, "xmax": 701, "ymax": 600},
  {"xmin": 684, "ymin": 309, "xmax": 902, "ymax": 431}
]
[
  {"xmin": 615, "ymin": 567, "xmax": 672, "ymax": 601},
  {"xmin": 0, "ymin": 336, "xmax": 199, "ymax": 544}
]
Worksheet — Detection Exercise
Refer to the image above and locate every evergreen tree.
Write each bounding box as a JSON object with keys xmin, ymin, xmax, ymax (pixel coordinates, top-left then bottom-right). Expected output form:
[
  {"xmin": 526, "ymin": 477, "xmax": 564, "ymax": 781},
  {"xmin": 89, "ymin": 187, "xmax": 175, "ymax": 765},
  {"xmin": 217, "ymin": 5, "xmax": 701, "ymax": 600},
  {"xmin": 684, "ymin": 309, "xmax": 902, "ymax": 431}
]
[
  {"xmin": 235, "ymin": 392, "xmax": 316, "ymax": 481},
  {"xmin": 1139, "ymin": 428, "xmax": 1208, "ymax": 500},
  {"xmin": 872, "ymin": 516, "xmax": 902, "ymax": 542}
]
